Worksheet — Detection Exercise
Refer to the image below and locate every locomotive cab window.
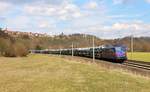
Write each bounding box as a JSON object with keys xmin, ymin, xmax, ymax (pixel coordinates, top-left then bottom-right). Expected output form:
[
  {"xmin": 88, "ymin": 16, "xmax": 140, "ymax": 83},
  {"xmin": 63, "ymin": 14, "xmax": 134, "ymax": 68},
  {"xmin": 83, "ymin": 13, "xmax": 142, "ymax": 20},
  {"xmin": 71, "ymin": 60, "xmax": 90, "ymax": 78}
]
[{"xmin": 115, "ymin": 47, "xmax": 125, "ymax": 52}]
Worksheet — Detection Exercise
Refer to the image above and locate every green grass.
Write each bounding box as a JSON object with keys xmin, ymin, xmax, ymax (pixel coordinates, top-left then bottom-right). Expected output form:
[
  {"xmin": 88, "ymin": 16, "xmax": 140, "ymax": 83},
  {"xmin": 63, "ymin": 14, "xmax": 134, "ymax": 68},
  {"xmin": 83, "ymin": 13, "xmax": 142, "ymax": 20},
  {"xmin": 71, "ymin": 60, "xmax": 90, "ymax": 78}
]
[
  {"xmin": 0, "ymin": 54, "xmax": 150, "ymax": 92},
  {"xmin": 127, "ymin": 52, "xmax": 150, "ymax": 62}
]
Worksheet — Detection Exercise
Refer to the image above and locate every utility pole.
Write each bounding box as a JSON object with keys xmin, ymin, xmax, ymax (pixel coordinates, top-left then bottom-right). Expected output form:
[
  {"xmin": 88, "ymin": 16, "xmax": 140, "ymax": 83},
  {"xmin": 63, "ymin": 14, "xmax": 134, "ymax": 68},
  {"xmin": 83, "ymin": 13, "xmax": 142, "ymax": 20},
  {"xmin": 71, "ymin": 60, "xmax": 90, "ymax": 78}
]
[
  {"xmin": 59, "ymin": 48, "xmax": 61, "ymax": 56},
  {"xmin": 131, "ymin": 35, "xmax": 134, "ymax": 60},
  {"xmin": 72, "ymin": 42, "xmax": 74, "ymax": 57},
  {"xmin": 93, "ymin": 36, "xmax": 95, "ymax": 62}
]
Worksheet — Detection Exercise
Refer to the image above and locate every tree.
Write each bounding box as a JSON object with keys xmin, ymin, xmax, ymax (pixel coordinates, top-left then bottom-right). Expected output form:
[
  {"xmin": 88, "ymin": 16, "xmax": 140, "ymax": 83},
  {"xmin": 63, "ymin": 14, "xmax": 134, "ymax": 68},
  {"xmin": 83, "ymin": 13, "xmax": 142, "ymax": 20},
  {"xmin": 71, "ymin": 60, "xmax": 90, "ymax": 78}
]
[
  {"xmin": 35, "ymin": 45, "xmax": 43, "ymax": 50},
  {"xmin": 0, "ymin": 28, "xmax": 2, "ymax": 31},
  {"xmin": 0, "ymin": 38, "xmax": 9, "ymax": 55}
]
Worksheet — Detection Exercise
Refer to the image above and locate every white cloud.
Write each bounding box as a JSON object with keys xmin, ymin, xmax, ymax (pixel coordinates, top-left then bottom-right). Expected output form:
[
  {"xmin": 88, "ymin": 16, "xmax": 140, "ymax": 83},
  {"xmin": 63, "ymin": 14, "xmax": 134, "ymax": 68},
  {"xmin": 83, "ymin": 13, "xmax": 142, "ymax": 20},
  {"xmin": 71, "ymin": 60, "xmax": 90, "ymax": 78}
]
[
  {"xmin": 83, "ymin": 21, "xmax": 150, "ymax": 33},
  {"xmin": 146, "ymin": 0, "xmax": 150, "ymax": 3},
  {"xmin": 24, "ymin": 5, "xmax": 56, "ymax": 16},
  {"xmin": 39, "ymin": 21, "xmax": 56, "ymax": 29},
  {"xmin": 107, "ymin": 14, "xmax": 142, "ymax": 19},
  {"xmin": 113, "ymin": 0, "xmax": 134, "ymax": 5},
  {"xmin": 113, "ymin": 0, "xmax": 124, "ymax": 4},
  {"xmin": 111, "ymin": 22, "xmax": 150, "ymax": 31},
  {"xmin": 0, "ymin": 0, "xmax": 69, "ymax": 5},
  {"xmin": 112, "ymin": 23, "xmax": 131, "ymax": 30},
  {"xmin": 1, "ymin": 0, "xmax": 149, "ymax": 39},
  {"xmin": 89, "ymin": 22, "xmax": 150, "ymax": 32},
  {"xmin": 5, "ymin": 16, "xmax": 31, "ymax": 30},
  {"xmin": 24, "ymin": 2, "xmax": 83, "ymax": 20},
  {"xmin": 39, "ymin": 21, "xmax": 50, "ymax": 28},
  {"xmin": 80, "ymin": 21, "xmax": 150, "ymax": 39},
  {"xmin": 0, "ymin": 2, "xmax": 12, "ymax": 13},
  {"xmin": 84, "ymin": 1, "xmax": 98, "ymax": 10}
]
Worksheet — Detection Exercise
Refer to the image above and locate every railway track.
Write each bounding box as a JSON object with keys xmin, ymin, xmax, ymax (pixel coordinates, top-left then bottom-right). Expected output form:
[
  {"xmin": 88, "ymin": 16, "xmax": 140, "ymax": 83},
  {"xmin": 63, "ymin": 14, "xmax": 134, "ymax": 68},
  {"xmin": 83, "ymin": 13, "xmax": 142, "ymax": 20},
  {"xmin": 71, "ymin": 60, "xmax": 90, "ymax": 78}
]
[
  {"xmin": 123, "ymin": 61, "xmax": 150, "ymax": 71},
  {"xmin": 63, "ymin": 56, "xmax": 150, "ymax": 76}
]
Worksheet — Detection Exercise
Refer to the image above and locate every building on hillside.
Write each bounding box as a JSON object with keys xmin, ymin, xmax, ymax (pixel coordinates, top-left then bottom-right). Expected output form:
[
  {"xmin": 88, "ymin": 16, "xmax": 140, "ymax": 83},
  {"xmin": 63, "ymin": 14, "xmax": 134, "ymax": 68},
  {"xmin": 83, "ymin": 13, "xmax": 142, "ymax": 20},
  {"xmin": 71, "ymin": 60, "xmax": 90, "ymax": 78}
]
[{"xmin": 3, "ymin": 28, "xmax": 49, "ymax": 38}]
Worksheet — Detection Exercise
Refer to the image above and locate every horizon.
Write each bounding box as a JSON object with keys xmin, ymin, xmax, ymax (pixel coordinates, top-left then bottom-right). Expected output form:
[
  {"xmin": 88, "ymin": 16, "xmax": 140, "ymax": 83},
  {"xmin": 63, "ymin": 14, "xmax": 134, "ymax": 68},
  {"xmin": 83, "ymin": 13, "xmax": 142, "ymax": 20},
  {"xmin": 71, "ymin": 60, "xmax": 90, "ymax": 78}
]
[
  {"xmin": 1, "ymin": 0, "xmax": 150, "ymax": 39},
  {"xmin": 2, "ymin": 28, "xmax": 150, "ymax": 40}
]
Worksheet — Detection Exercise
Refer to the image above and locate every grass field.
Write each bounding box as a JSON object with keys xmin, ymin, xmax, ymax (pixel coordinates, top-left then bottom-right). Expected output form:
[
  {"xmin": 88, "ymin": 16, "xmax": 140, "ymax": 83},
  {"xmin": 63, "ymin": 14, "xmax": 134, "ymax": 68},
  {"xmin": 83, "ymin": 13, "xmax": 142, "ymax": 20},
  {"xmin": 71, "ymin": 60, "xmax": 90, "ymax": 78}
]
[
  {"xmin": 127, "ymin": 52, "xmax": 150, "ymax": 62},
  {"xmin": 0, "ymin": 54, "xmax": 149, "ymax": 92}
]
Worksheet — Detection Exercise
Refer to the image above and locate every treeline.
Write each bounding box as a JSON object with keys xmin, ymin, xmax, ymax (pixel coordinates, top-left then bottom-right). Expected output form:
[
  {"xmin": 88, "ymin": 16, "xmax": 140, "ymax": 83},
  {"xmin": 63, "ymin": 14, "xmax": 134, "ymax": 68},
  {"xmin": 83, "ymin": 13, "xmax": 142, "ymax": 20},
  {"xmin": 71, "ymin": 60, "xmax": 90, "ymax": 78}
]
[
  {"xmin": 30, "ymin": 33, "xmax": 150, "ymax": 52},
  {"xmin": 103, "ymin": 37, "xmax": 150, "ymax": 52},
  {"xmin": 39, "ymin": 33, "xmax": 150, "ymax": 52},
  {"xmin": 115, "ymin": 37, "xmax": 150, "ymax": 52}
]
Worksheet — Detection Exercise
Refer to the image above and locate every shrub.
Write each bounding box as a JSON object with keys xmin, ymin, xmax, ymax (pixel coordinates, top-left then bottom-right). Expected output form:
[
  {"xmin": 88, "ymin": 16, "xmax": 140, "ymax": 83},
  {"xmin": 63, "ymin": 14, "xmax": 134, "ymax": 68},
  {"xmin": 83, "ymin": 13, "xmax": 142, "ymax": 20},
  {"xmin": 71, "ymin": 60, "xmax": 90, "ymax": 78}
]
[
  {"xmin": 4, "ymin": 46, "xmax": 16, "ymax": 57},
  {"xmin": 35, "ymin": 45, "xmax": 43, "ymax": 50},
  {"xmin": 3, "ymin": 44, "xmax": 29, "ymax": 57},
  {"xmin": 13, "ymin": 42, "xmax": 29, "ymax": 57},
  {"xmin": 0, "ymin": 38, "xmax": 29, "ymax": 57},
  {"xmin": 0, "ymin": 38, "xmax": 11, "ymax": 56}
]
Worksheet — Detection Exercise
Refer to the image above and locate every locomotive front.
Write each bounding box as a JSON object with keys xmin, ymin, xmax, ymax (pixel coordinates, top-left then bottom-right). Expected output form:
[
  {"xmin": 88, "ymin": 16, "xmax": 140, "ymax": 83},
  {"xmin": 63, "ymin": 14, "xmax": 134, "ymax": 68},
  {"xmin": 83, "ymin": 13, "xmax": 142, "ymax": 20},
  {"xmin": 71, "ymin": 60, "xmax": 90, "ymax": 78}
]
[{"xmin": 114, "ymin": 46, "xmax": 127, "ymax": 62}]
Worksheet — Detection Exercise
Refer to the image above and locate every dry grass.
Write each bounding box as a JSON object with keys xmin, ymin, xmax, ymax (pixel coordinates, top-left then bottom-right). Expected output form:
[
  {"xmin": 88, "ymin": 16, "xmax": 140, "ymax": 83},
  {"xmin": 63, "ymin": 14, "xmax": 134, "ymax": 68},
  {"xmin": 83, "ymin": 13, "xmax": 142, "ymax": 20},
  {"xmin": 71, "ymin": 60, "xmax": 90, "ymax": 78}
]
[{"xmin": 0, "ymin": 54, "xmax": 149, "ymax": 92}]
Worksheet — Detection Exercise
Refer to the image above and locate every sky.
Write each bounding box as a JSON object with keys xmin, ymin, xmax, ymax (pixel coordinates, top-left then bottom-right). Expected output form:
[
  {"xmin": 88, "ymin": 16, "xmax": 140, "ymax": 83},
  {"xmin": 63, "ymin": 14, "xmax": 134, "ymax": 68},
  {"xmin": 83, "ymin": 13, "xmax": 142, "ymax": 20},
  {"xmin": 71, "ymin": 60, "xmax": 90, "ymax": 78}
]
[{"xmin": 0, "ymin": 0, "xmax": 150, "ymax": 39}]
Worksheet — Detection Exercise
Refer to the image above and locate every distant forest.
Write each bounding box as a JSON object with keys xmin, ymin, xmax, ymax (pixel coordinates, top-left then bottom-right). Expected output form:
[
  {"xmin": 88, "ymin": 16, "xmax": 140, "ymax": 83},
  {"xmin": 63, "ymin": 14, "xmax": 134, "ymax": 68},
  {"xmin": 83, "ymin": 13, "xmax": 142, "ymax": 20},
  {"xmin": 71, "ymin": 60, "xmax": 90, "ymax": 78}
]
[{"xmin": 0, "ymin": 28, "xmax": 150, "ymax": 57}]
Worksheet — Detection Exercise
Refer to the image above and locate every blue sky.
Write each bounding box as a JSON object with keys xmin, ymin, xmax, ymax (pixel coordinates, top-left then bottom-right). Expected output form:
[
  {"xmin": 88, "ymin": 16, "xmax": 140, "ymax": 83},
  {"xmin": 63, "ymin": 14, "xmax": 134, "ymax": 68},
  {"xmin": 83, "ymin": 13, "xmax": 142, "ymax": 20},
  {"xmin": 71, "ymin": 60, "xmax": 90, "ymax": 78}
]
[{"xmin": 0, "ymin": 0, "xmax": 150, "ymax": 39}]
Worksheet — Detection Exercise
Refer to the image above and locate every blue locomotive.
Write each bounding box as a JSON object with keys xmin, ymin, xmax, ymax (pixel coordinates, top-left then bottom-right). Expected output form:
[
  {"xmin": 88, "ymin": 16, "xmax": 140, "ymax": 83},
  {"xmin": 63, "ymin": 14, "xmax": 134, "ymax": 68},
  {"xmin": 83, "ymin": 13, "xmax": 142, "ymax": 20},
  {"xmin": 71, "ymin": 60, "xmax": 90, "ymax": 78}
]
[
  {"xmin": 100, "ymin": 45, "xmax": 127, "ymax": 62},
  {"xmin": 31, "ymin": 45, "xmax": 127, "ymax": 63}
]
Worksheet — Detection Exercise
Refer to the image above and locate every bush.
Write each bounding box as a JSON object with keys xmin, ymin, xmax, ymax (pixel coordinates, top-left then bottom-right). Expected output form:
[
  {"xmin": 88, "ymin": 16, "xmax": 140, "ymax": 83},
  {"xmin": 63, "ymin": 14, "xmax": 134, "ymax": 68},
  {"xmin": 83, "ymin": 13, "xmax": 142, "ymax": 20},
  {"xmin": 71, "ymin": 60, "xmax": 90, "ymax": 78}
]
[
  {"xmin": 35, "ymin": 45, "xmax": 43, "ymax": 50},
  {"xmin": 0, "ymin": 38, "xmax": 11, "ymax": 56},
  {"xmin": 0, "ymin": 38, "xmax": 29, "ymax": 57},
  {"xmin": 4, "ymin": 46, "xmax": 16, "ymax": 57},
  {"xmin": 3, "ymin": 44, "xmax": 28, "ymax": 57},
  {"xmin": 13, "ymin": 43, "xmax": 29, "ymax": 57}
]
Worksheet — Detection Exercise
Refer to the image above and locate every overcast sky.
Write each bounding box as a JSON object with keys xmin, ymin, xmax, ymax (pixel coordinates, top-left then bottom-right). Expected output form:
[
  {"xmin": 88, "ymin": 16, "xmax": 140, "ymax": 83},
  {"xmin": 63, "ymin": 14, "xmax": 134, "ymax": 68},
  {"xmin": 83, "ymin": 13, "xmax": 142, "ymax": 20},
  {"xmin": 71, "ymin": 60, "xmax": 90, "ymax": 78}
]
[{"xmin": 0, "ymin": 0, "xmax": 150, "ymax": 39}]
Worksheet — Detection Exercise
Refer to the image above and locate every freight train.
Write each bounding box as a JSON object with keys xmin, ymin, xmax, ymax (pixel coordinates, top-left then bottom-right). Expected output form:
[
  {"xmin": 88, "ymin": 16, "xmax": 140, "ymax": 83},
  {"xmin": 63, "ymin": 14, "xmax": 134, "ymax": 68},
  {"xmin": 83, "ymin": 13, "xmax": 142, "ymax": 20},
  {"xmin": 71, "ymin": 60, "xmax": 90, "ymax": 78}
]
[{"xmin": 31, "ymin": 45, "xmax": 127, "ymax": 63}]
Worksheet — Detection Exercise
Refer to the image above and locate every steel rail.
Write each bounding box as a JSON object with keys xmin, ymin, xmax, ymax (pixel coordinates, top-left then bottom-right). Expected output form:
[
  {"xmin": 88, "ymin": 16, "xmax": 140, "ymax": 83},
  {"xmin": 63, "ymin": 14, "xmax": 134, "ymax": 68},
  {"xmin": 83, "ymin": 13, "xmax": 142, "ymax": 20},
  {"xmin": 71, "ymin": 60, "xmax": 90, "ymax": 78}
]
[{"xmin": 123, "ymin": 61, "xmax": 150, "ymax": 71}]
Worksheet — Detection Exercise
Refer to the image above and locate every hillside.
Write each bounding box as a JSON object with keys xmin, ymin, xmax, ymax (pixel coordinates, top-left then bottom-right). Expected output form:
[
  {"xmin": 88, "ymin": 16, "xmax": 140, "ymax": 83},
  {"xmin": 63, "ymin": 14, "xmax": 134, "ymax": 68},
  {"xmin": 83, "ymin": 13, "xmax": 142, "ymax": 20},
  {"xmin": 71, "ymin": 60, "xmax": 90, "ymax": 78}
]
[
  {"xmin": 0, "ymin": 29, "xmax": 150, "ymax": 57},
  {"xmin": 110, "ymin": 37, "xmax": 150, "ymax": 52},
  {"xmin": 41, "ymin": 34, "xmax": 150, "ymax": 52}
]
